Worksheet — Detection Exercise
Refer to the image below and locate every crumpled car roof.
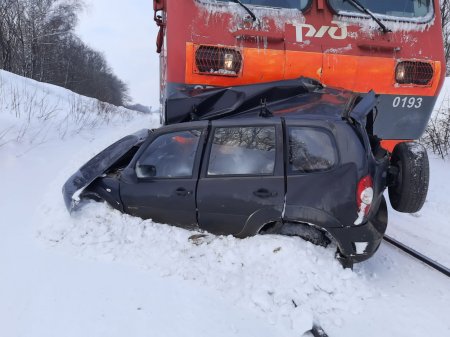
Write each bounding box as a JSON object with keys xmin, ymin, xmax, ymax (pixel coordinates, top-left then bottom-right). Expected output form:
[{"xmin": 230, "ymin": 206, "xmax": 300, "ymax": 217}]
[{"xmin": 165, "ymin": 77, "xmax": 362, "ymax": 124}]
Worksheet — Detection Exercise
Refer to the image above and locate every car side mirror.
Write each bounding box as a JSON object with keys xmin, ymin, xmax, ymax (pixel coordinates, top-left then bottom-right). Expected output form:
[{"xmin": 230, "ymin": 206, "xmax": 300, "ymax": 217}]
[{"xmin": 139, "ymin": 164, "xmax": 157, "ymax": 177}]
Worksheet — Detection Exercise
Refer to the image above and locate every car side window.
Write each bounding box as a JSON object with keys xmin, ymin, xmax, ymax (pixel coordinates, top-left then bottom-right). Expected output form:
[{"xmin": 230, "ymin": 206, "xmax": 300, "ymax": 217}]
[
  {"xmin": 136, "ymin": 130, "xmax": 201, "ymax": 178},
  {"xmin": 288, "ymin": 127, "xmax": 337, "ymax": 173},
  {"xmin": 208, "ymin": 126, "xmax": 276, "ymax": 176}
]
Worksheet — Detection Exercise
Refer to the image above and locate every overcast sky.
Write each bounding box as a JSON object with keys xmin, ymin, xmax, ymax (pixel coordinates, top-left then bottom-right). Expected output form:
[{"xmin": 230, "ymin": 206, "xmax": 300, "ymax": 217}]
[{"xmin": 76, "ymin": 0, "xmax": 160, "ymax": 109}]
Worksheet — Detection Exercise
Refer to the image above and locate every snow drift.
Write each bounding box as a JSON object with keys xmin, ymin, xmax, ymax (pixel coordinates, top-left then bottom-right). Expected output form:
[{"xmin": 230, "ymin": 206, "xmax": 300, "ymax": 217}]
[
  {"xmin": 0, "ymin": 70, "xmax": 449, "ymax": 337},
  {"xmin": 0, "ymin": 70, "xmax": 136, "ymax": 152}
]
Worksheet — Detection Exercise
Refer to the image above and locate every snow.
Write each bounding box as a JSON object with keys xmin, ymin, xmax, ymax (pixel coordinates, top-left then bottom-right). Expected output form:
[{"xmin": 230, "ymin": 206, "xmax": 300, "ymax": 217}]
[
  {"xmin": 1, "ymin": 70, "xmax": 450, "ymax": 337},
  {"xmin": 195, "ymin": 0, "xmax": 305, "ymax": 31},
  {"xmin": 387, "ymin": 156, "xmax": 450, "ymax": 267},
  {"xmin": 334, "ymin": 11, "xmax": 435, "ymax": 35},
  {"xmin": 0, "ymin": 70, "xmax": 136, "ymax": 153},
  {"xmin": 324, "ymin": 43, "xmax": 353, "ymax": 54}
]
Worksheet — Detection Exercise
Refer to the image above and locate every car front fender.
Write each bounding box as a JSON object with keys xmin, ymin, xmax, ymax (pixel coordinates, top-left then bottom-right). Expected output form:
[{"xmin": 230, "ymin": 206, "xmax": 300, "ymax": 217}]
[{"xmin": 62, "ymin": 129, "xmax": 150, "ymax": 213}]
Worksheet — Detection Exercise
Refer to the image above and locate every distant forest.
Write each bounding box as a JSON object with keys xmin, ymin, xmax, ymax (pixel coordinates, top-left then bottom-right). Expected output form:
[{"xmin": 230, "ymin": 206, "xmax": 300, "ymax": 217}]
[{"xmin": 0, "ymin": 0, "xmax": 129, "ymax": 106}]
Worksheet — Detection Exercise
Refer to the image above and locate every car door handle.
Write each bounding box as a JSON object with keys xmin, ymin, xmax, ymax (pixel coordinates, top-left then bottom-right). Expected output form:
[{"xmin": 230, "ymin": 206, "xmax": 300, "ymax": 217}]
[
  {"xmin": 253, "ymin": 188, "xmax": 277, "ymax": 198},
  {"xmin": 175, "ymin": 188, "xmax": 192, "ymax": 197}
]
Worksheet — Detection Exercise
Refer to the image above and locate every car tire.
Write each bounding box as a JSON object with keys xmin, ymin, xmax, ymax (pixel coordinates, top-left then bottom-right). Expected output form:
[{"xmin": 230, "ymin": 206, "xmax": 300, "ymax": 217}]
[{"xmin": 388, "ymin": 142, "xmax": 429, "ymax": 213}]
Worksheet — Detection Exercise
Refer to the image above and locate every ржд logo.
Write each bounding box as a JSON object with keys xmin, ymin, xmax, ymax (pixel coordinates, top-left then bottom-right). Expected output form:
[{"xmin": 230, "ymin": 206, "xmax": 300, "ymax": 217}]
[{"xmin": 294, "ymin": 21, "xmax": 348, "ymax": 42}]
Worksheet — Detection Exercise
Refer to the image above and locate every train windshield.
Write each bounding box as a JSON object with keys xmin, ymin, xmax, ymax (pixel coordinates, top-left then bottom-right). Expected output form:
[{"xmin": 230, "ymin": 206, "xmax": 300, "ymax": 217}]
[
  {"xmin": 215, "ymin": 0, "xmax": 310, "ymax": 10},
  {"xmin": 328, "ymin": 0, "xmax": 432, "ymax": 20}
]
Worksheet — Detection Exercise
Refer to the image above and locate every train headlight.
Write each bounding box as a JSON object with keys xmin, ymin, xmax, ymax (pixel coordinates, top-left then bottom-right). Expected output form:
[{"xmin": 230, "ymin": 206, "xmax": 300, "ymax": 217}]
[
  {"xmin": 396, "ymin": 63, "xmax": 406, "ymax": 82},
  {"xmin": 195, "ymin": 45, "xmax": 242, "ymax": 76},
  {"xmin": 223, "ymin": 53, "xmax": 235, "ymax": 71},
  {"xmin": 395, "ymin": 61, "xmax": 434, "ymax": 85}
]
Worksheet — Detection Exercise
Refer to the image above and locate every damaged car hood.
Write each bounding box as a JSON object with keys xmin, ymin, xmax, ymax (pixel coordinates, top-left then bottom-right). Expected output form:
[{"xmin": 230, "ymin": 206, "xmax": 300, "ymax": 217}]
[{"xmin": 62, "ymin": 129, "xmax": 150, "ymax": 212}]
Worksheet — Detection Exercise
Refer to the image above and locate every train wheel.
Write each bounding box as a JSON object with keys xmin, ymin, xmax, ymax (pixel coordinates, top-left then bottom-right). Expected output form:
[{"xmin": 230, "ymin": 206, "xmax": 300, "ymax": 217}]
[{"xmin": 388, "ymin": 142, "xmax": 429, "ymax": 213}]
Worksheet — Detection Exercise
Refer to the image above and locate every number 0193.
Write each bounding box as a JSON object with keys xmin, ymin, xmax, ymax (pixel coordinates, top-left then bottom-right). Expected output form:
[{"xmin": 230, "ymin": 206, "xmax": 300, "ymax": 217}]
[{"xmin": 393, "ymin": 96, "xmax": 423, "ymax": 109}]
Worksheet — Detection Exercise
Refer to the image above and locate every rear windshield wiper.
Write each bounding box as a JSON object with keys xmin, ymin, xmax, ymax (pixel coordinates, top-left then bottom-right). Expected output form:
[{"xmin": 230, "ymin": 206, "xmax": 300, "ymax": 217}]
[
  {"xmin": 344, "ymin": 0, "xmax": 391, "ymax": 34},
  {"xmin": 231, "ymin": 0, "xmax": 257, "ymax": 22}
]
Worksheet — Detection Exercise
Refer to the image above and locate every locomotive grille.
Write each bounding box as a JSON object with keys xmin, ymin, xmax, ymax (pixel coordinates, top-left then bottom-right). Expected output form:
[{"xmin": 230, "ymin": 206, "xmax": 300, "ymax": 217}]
[{"xmin": 195, "ymin": 46, "xmax": 242, "ymax": 76}]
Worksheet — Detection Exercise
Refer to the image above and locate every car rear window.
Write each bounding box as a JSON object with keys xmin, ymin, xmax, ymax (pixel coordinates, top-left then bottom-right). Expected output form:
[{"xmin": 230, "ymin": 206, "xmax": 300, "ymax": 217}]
[
  {"xmin": 136, "ymin": 130, "xmax": 201, "ymax": 178},
  {"xmin": 208, "ymin": 126, "xmax": 276, "ymax": 176},
  {"xmin": 288, "ymin": 127, "xmax": 337, "ymax": 173}
]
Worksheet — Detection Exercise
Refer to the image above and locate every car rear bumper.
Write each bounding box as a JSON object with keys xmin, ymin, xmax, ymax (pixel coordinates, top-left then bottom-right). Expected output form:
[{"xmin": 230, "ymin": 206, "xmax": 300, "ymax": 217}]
[{"xmin": 327, "ymin": 196, "xmax": 388, "ymax": 263}]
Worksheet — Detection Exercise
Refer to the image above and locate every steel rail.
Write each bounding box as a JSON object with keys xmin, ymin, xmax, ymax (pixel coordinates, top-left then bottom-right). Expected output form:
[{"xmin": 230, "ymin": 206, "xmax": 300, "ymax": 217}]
[
  {"xmin": 383, "ymin": 235, "xmax": 450, "ymax": 278},
  {"xmin": 306, "ymin": 237, "xmax": 449, "ymax": 337}
]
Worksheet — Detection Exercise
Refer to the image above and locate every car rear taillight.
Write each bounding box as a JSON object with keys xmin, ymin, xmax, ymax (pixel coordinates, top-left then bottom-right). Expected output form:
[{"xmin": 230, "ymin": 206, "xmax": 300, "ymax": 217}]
[
  {"xmin": 395, "ymin": 61, "xmax": 433, "ymax": 85},
  {"xmin": 354, "ymin": 175, "xmax": 374, "ymax": 225}
]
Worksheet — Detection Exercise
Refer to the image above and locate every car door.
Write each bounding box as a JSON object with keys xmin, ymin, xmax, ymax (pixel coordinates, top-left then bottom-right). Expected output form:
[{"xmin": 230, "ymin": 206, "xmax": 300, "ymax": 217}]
[
  {"xmin": 283, "ymin": 120, "xmax": 357, "ymax": 228},
  {"xmin": 196, "ymin": 119, "xmax": 285, "ymax": 237},
  {"xmin": 120, "ymin": 122, "xmax": 208, "ymax": 228}
]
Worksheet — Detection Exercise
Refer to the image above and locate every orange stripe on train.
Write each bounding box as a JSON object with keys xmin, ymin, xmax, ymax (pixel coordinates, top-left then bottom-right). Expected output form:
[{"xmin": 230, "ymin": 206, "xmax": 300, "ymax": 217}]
[{"xmin": 185, "ymin": 43, "xmax": 441, "ymax": 97}]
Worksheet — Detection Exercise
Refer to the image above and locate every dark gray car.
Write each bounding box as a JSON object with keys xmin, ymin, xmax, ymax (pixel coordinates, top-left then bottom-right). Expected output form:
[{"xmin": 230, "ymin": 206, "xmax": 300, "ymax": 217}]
[{"xmin": 63, "ymin": 80, "xmax": 429, "ymax": 266}]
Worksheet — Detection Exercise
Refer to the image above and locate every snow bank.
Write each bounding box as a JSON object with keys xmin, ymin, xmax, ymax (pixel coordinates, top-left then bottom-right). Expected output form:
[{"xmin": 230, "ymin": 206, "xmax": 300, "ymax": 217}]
[
  {"xmin": 34, "ymin": 151, "xmax": 450, "ymax": 336},
  {"xmin": 1, "ymin": 70, "xmax": 449, "ymax": 337},
  {"xmin": 0, "ymin": 70, "xmax": 136, "ymax": 153},
  {"xmin": 36, "ymin": 194, "xmax": 373, "ymax": 335},
  {"xmin": 3, "ymin": 64, "xmax": 372, "ymax": 333}
]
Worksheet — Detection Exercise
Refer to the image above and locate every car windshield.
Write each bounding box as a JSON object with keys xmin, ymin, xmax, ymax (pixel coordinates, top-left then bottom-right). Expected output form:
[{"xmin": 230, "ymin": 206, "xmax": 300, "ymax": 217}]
[
  {"xmin": 216, "ymin": 0, "xmax": 310, "ymax": 10},
  {"xmin": 328, "ymin": 0, "xmax": 432, "ymax": 19}
]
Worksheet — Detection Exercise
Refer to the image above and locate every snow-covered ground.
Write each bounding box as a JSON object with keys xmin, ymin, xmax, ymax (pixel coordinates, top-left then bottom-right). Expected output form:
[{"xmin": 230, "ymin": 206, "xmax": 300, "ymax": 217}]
[
  {"xmin": 0, "ymin": 71, "xmax": 449, "ymax": 337},
  {"xmin": 387, "ymin": 157, "xmax": 450, "ymax": 267}
]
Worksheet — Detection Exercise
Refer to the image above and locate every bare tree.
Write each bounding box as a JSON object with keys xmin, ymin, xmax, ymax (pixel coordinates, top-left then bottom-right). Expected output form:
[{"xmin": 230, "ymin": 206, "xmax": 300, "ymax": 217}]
[
  {"xmin": 441, "ymin": 0, "xmax": 450, "ymax": 74},
  {"xmin": 423, "ymin": 1, "xmax": 450, "ymax": 158},
  {"xmin": 0, "ymin": 0, "xmax": 129, "ymax": 106}
]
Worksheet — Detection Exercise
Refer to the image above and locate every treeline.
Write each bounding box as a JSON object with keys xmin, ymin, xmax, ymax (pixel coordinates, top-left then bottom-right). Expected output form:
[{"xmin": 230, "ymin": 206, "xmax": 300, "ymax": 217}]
[{"xmin": 0, "ymin": 0, "xmax": 129, "ymax": 106}]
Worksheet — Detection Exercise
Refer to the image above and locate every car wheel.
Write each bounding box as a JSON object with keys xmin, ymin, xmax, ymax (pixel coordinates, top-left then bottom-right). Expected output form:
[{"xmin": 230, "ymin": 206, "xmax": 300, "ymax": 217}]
[
  {"xmin": 279, "ymin": 222, "xmax": 331, "ymax": 247},
  {"xmin": 388, "ymin": 142, "xmax": 429, "ymax": 213}
]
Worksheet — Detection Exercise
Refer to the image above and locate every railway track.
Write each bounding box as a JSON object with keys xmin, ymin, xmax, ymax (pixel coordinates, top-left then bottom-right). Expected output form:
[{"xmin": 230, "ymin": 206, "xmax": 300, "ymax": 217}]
[
  {"xmin": 302, "ymin": 236, "xmax": 450, "ymax": 337},
  {"xmin": 306, "ymin": 237, "xmax": 449, "ymax": 337},
  {"xmin": 383, "ymin": 235, "xmax": 450, "ymax": 278}
]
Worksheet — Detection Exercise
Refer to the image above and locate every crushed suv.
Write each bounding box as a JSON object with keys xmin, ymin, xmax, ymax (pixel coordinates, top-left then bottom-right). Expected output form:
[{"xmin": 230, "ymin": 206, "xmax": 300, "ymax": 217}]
[{"xmin": 63, "ymin": 79, "xmax": 429, "ymax": 266}]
